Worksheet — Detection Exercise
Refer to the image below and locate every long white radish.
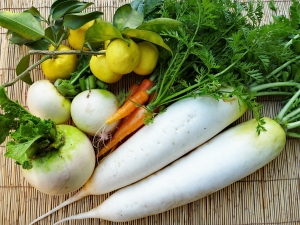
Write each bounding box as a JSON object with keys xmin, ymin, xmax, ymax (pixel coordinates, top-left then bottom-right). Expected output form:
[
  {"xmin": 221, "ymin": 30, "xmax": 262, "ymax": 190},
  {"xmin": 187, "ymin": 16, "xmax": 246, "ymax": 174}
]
[
  {"xmin": 30, "ymin": 94, "xmax": 247, "ymax": 224},
  {"xmin": 53, "ymin": 117, "xmax": 286, "ymax": 223}
]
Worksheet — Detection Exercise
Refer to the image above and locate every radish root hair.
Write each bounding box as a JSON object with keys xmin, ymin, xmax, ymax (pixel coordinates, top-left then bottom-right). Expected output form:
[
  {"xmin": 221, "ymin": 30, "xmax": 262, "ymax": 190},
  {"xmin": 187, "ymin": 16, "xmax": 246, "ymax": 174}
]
[
  {"xmin": 92, "ymin": 123, "xmax": 112, "ymax": 148},
  {"xmin": 53, "ymin": 208, "xmax": 100, "ymax": 225},
  {"xmin": 29, "ymin": 188, "xmax": 90, "ymax": 225}
]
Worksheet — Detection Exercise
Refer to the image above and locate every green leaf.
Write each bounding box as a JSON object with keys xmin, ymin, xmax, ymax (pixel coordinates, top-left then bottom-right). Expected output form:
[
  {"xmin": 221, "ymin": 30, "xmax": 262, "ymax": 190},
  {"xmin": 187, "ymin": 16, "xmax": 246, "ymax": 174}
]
[
  {"xmin": 0, "ymin": 11, "xmax": 44, "ymax": 41},
  {"xmin": 5, "ymin": 135, "xmax": 42, "ymax": 169},
  {"xmin": 8, "ymin": 31, "xmax": 33, "ymax": 46},
  {"xmin": 137, "ymin": 18, "xmax": 183, "ymax": 34},
  {"xmin": 113, "ymin": 4, "xmax": 144, "ymax": 30},
  {"xmin": 50, "ymin": 0, "xmax": 70, "ymax": 14},
  {"xmin": 51, "ymin": 1, "xmax": 93, "ymax": 20},
  {"xmin": 85, "ymin": 21, "xmax": 123, "ymax": 43},
  {"xmin": 25, "ymin": 39, "xmax": 49, "ymax": 50},
  {"xmin": 24, "ymin": 6, "xmax": 42, "ymax": 19},
  {"xmin": 130, "ymin": 0, "xmax": 164, "ymax": 21},
  {"xmin": 121, "ymin": 28, "xmax": 172, "ymax": 53},
  {"xmin": 16, "ymin": 55, "xmax": 32, "ymax": 85},
  {"xmin": 63, "ymin": 11, "xmax": 103, "ymax": 30}
]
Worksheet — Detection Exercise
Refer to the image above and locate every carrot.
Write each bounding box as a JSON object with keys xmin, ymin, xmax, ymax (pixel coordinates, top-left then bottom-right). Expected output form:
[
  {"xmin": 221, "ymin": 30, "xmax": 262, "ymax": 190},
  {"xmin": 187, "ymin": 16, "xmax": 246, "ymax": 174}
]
[
  {"xmin": 97, "ymin": 106, "xmax": 149, "ymax": 159},
  {"xmin": 137, "ymin": 78, "xmax": 153, "ymax": 91},
  {"xmin": 126, "ymin": 83, "xmax": 139, "ymax": 100},
  {"xmin": 105, "ymin": 89, "xmax": 151, "ymax": 124}
]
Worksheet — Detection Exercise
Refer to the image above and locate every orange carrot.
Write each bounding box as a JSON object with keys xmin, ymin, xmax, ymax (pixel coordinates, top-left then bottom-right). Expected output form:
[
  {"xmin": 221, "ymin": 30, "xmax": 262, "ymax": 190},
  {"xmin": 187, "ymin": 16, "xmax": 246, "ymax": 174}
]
[
  {"xmin": 126, "ymin": 83, "xmax": 139, "ymax": 100},
  {"xmin": 106, "ymin": 89, "xmax": 150, "ymax": 124},
  {"xmin": 137, "ymin": 78, "xmax": 153, "ymax": 91},
  {"xmin": 97, "ymin": 106, "xmax": 149, "ymax": 158}
]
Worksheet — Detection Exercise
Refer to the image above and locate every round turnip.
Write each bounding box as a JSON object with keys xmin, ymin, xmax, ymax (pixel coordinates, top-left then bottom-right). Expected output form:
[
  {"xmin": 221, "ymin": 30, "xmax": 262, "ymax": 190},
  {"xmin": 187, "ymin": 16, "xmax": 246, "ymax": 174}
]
[
  {"xmin": 70, "ymin": 89, "xmax": 120, "ymax": 138},
  {"xmin": 21, "ymin": 124, "xmax": 95, "ymax": 195},
  {"xmin": 26, "ymin": 80, "xmax": 71, "ymax": 124}
]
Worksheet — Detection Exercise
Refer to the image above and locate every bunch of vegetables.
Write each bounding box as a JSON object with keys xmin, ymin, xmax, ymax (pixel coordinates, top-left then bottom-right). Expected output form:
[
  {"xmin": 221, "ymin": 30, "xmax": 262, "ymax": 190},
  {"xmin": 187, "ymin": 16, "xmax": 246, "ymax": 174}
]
[{"xmin": 0, "ymin": 0, "xmax": 300, "ymax": 224}]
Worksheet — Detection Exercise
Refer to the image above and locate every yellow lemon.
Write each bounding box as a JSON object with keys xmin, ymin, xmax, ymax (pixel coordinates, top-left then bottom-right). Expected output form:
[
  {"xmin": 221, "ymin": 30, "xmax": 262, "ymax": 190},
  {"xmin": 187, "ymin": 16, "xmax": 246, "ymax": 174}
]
[
  {"xmin": 106, "ymin": 38, "xmax": 140, "ymax": 74},
  {"xmin": 90, "ymin": 54, "xmax": 123, "ymax": 83},
  {"xmin": 104, "ymin": 40, "xmax": 110, "ymax": 50},
  {"xmin": 41, "ymin": 44, "xmax": 78, "ymax": 81},
  {"xmin": 134, "ymin": 41, "xmax": 159, "ymax": 75},
  {"xmin": 67, "ymin": 20, "xmax": 94, "ymax": 50}
]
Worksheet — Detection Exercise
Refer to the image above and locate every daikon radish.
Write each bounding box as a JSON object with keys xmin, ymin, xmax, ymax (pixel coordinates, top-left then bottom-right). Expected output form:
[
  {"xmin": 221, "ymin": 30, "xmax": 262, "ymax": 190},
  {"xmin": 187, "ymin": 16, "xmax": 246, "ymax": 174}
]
[{"xmin": 29, "ymin": 93, "xmax": 247, "ymax": 224}]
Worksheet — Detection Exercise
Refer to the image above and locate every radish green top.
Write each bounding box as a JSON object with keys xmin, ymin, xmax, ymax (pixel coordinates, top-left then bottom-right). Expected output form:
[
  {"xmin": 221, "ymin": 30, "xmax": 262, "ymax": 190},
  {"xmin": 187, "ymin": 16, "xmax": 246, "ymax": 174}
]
[{"xmin": 0, "ymin": 86, "xmax": 64, "ymax": 169}]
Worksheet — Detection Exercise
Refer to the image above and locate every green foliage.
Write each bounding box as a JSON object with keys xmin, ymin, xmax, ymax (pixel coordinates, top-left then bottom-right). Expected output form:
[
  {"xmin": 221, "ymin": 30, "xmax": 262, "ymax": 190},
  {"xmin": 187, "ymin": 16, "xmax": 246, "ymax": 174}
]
[{"xmin": 0, "ymin": 86, "xmax": 62, "ymax": 169}]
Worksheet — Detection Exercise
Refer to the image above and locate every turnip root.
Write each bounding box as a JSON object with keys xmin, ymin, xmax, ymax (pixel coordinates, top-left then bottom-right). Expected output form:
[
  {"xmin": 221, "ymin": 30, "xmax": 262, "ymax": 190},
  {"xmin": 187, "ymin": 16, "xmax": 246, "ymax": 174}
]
[
  {"xmin": 29, "ymin": 94, "xmax": 247, "ymax": 224},
  {"xmin": 53, "ymin": 117, "xmax": 287, "ymax": 223},
  {"xmin": 22, "ymin": 124, "xmax": 96, "ymax": 195},
  {"xmin": 26, "ymin": 80, "xmax": 71, "ymax": 124},
  {"xmin": 70, "ymin": 89, "xmax": 120, "ymax": 137}
]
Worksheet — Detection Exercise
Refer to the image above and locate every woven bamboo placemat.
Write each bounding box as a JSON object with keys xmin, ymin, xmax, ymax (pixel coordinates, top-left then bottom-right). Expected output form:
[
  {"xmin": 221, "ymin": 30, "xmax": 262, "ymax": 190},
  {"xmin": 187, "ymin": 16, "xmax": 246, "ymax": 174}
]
[{"xmin": 0, "ymin": 0, "xmax": 299, "ymax": 224}]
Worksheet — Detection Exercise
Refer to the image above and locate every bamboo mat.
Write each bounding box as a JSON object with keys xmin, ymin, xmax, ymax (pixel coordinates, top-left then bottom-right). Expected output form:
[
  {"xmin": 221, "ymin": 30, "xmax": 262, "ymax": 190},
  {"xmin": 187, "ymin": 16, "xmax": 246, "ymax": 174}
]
[{"xmin": 0, "ymin": 0, "xmax": 299, "ymax": 225}]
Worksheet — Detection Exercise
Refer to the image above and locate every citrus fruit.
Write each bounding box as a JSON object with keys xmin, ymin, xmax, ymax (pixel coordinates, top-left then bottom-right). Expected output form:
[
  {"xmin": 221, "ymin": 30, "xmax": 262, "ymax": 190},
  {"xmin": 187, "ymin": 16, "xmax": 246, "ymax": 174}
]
[
  {"xmin": 134, "ymin": 41, "xmax": 159, "ymax": 75},
  {"xmin": 106, "ymin": 38, "xmax": 140, "ymax": 74},
  {"xmin": 67, "ymin": 20, "xmax": 94, "ymax": 50},
  {"xmin": 41, "ymin": 44, "xmax": 78, "ymax": 81},
  {"xmin": 104, "ymin": 40, "xmax": 110, "ymax": 49},
  {"xmin": 90, "ymin": 54, "xmax": 123, "ymax": 83}
]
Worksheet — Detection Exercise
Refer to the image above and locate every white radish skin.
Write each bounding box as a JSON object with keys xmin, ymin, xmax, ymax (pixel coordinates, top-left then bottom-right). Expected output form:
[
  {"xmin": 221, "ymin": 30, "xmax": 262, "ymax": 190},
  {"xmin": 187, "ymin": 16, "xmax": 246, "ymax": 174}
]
[
  {"xmin": 30, "ymin": 94, "xmax": 246, "ymax": 224},
  {"xmin": 86, "ymin": 95, "xmax": 247, "ymax": 194},
  {"xmin": 54, "ymin": 117, "xmax": 286, "ymax": 224},
  {"xmin": 22, "ymin": 125, "xmax": 95, "ymax": 195},
  {"xmin": 26, "ymin": 80, "xmax": 71, "ymax": 124},
  {"xmin": 70, "ymin": 89, "xmax": 120, "ymax": 137}
]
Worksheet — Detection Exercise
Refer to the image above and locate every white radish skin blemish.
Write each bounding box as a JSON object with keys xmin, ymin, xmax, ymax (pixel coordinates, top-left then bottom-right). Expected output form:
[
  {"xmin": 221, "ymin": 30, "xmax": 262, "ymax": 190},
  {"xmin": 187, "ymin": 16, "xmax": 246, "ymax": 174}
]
[{"xmin": 53, "ymin": 117, "xmax": 286, "ymax": 224}]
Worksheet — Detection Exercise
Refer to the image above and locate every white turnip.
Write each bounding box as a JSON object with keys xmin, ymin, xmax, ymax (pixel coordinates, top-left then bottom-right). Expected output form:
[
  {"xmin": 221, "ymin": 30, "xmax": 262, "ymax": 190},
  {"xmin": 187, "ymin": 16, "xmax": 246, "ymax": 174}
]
[
  {"xmin": 70, "ymin": 89, "xmax": 120, "ymax": 137},
  {"xmin": 22, "ymin": 124, "xmax": 96, "ymax": 195},
  {"xmin": 26, "ymin": 80, "xmax": 71, "ymax": 124}
]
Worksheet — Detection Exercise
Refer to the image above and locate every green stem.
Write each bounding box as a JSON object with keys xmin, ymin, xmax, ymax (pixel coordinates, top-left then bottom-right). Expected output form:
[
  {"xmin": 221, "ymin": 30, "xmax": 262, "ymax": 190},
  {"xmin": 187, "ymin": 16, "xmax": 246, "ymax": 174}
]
[
  {"xmin": 277, "ymin": 88, "xmax": 300, "ymax": 120},
  {"xmin": 284, "ymin": 34, "xmax": 299, "ymax": 49},
  {"xmin": 286, "ymin": 132, "xmax": 300, "ymax": 138},
  {"xmin": 29, "ymin": 50, "xmax": 106, "ymax": 56},
  {"xmin": 286, "ymin": 121, "xmax": 300, "ymax": 130},
  {"xmin": 215, "ymin": 52, "xmax": 248, "ymax": 77},
  {"xmin": 265, "ymin": 55, "xmax": 300, "ymax": 80},
  {"xmin": 254, "ymin": 91, "xmax": 293, "ymax": 97},
  {"xmin": 283, "ymin": 107, "xmax": 300, "ymax": 123},
  {"xmin": 3, "ymin": 55, "xmax": 51, "ymax": 87},
  {"xmin": 249, "ymin": 81, "xmax": 300, "ymax": 92},
  {"xmin": 70, "ymin": 63, "xmax": 90, "ymax": 85}
]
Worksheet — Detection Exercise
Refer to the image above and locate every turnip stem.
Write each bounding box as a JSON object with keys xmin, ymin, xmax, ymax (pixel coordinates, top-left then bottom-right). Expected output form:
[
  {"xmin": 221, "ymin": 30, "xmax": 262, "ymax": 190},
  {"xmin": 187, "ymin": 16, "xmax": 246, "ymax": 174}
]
[
  {"xmin": 277, "ymin": 88, "xmax": 300, "ymax": 120},
  {"xmin": 249, "ymin": 82, "xmax": 300, "ymax": 92}
]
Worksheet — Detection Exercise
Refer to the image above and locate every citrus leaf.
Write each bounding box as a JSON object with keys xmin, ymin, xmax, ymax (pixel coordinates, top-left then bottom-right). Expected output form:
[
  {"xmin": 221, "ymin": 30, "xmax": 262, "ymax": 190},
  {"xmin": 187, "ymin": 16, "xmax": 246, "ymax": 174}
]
[
  {"xmin": 63, "ymin": 11, "xmax": 103, "ymax": 30},
  {"xmin": 113, "ymin": 4, "xmax": 144, "ymax": 30},
  {"xmin": 50, "ymin": 0, "xmax": 70, "ymax": 14},
  {"xmin": 85, "ymin": 21, "xmax": 123, "ymax": 43},
  {"xmin": 137, "ymin": 18, "xmax": 183, "ymax": 34},
  {"xmin": 69, "ymin": 2, "xmax": 94, "ymax": 14},
  {"xmin": 51, "ymin": 1, "xmax": 93, "ymax": 20},
  {"xmin": 25, "ymin": 39, "xmax": 49, "ymax": 50},
  {"xmin": 130, "ymin": 0, "xmax": 164, "ymax": 21},
  {"xmin": 8, "ymin": 31, "xmax": 33, "ymax": 46},
  {"xmin": 24, "ymin": 6, "xmax": 42, "ymax": 19},
  {"xmin": 16, "ymin": 55, "xmax": 33, "ymax": 85},
  {"xmin": 0, "ymin": 11, "xmax": 44, "ymax": 41},
  {"xmin": 121, "ymin": 28, "xmax": 172, "ymax": 53}
]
